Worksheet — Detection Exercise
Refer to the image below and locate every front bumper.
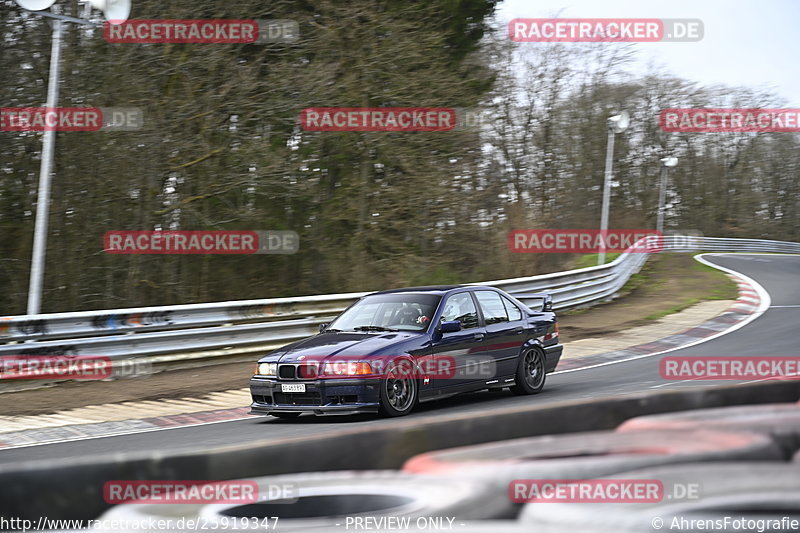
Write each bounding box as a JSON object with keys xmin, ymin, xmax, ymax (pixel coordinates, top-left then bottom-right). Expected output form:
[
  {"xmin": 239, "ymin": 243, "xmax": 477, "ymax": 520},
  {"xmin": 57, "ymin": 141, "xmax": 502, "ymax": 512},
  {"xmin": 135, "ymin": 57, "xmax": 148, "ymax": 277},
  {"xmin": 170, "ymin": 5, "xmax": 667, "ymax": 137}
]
[{"xmin": 249, "ymin": 376, "xmax": 381, "ymax": 415}]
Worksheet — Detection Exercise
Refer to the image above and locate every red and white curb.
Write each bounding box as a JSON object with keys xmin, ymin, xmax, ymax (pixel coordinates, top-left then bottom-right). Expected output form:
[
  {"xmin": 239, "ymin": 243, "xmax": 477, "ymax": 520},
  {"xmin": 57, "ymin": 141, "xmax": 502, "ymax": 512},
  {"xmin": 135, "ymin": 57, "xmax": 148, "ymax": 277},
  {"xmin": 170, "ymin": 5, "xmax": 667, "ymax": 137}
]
[
  {"xmin": 0, "ymin": 391, "xmax": 257, "ymax": 450},
  {"xmin": 729, "ymin": 275, "xmax": 761, "ymax": 313},
  {"xmin": 0, "ymin": 407, "xmax": 256, "ymax": 450},
  {"xmin": 554, "ymin": 253, "xmax": 771, "ymax": 374}
]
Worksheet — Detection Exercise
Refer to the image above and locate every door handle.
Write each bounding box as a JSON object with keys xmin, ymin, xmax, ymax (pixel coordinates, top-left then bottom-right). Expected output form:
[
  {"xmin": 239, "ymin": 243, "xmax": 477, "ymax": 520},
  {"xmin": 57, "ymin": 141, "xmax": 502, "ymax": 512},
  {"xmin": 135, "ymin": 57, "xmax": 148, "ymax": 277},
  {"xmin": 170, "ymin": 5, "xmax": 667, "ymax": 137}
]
[
  {"xmin": 513, "ymin": 326, "xmax": 524, "ymax": 334},
  {"xmin": 473, "ymin": 333, "xmax": 485, "ymax": 341}
]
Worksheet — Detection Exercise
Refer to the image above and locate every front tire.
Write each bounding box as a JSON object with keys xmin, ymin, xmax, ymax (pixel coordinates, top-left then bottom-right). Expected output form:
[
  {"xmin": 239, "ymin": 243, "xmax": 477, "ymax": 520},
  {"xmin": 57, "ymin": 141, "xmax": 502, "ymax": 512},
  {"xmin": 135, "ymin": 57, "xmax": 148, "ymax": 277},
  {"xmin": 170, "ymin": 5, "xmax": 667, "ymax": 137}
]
[
  {"xmin": 510, "ymin": 347, "xmax": 546, "ymax": 395},
  {"xmin": 378, "ymin": 360, "xmax": 419, "ymax": 417}
]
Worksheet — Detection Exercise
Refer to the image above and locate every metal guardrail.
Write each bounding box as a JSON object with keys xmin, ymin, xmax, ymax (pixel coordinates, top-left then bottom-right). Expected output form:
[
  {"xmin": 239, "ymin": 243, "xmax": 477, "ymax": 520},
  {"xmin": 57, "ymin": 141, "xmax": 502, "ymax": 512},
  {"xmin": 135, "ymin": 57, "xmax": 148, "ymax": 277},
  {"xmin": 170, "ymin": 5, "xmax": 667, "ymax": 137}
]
[{"xmin": 0, "ymin": 236, "xmax": 798, "ymax": 363}]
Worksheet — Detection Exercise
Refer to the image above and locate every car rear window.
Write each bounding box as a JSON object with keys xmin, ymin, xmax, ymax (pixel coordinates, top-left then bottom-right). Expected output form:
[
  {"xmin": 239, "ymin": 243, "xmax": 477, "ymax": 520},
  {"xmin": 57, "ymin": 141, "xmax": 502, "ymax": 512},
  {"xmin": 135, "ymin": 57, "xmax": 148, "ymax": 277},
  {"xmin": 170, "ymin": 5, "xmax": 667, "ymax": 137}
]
[{"xmin": 475, "ymin": 290, "xmax": 509, "ymax": 325}]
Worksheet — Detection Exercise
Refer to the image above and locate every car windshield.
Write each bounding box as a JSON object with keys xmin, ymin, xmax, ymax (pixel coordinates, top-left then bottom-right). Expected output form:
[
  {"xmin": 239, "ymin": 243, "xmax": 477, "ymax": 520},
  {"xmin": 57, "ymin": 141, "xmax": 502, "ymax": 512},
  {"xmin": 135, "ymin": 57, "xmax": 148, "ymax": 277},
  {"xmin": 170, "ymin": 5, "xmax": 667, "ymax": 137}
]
[{"xmin": 328, "ymin": 293, "xmax": 441, "ymax": 332}]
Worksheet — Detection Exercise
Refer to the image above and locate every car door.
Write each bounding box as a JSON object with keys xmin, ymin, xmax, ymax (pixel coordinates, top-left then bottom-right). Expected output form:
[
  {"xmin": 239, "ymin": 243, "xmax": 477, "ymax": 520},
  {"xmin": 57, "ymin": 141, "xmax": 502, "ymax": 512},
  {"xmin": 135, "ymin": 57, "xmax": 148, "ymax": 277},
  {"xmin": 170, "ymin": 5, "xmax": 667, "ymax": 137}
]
[
  {"xmin": 430, "ymin": 290, "xmax": 487, "ymax": 393},
  {"xmin": 473, "ymin": 290, "xmax": 526, "ymax": 379}
]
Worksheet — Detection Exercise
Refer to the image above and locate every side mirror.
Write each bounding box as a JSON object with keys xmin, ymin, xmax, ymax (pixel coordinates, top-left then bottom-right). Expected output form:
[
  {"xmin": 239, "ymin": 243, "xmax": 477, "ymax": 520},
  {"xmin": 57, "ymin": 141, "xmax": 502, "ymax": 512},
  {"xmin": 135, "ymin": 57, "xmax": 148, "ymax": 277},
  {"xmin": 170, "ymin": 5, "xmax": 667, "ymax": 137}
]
[
  {"xmin": 542, "ymin": 301, "xmax": 553, "ymax": 312},
  {"xmin": 440, "ymin": 320, "xmax": 462, "ymax": 333},
  {"xmin": 319, "ymin": 323, "xmax": 329, "ymax": 333}
]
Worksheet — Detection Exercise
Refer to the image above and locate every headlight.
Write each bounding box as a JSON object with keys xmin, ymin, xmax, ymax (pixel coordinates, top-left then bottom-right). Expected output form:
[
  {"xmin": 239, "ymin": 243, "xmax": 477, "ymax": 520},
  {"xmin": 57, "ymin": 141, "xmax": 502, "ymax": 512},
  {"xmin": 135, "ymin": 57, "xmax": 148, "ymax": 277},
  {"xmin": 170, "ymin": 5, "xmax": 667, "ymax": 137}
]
[
  {"xmin": 256, "ymin": 362, "xmax": 278, "ymax": 376},
  {"xmin": 322, "ymin": 361, "xmax": 373, "ymax": 376}
]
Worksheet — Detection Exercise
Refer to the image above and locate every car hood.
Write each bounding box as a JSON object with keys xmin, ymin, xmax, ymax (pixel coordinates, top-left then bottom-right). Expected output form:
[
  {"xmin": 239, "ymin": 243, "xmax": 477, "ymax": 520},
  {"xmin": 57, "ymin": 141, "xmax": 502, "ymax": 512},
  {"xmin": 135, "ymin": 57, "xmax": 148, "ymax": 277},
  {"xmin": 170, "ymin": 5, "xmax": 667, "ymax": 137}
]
[{"xmin": 261, "ymin": 331, "xmax": 422, "ymax": 363}]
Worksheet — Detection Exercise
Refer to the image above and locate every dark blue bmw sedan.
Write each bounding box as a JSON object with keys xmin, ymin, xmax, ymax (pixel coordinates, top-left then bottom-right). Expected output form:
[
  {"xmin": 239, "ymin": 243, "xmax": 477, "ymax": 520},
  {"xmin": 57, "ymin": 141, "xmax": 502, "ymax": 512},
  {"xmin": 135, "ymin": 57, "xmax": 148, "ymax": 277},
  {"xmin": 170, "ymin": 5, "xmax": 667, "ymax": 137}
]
[{"xmin": 249, "ymin": 285, "xmax": 562, "ymax": 418}]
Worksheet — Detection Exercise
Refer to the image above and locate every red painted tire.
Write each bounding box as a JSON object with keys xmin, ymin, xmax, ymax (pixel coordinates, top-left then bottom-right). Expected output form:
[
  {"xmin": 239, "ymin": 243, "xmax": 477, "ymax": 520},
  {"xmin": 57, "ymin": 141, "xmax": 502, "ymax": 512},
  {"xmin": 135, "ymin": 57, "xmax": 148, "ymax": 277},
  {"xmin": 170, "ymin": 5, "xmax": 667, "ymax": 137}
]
[
  {"xmin": 403, "ymin": 429, "xmax": 782, "ymax": 518},
  {"xmin": 404, "ymin": 429, "xmax": 782, "ymax": 475},
  {"xmin": 617, "ymin": 403, "xmax": 800, "ymax": 459}
]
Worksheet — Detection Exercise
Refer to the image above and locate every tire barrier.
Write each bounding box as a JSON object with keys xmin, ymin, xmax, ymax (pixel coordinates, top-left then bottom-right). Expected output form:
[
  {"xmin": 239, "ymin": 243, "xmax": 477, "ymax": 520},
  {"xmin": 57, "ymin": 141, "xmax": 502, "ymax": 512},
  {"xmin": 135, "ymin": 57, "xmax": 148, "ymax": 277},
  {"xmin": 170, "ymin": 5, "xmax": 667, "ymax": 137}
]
[
  {"xmin": 99, "ymin": 471, "xmax": 511, "ymax": 532},
  {"xmin": 403, "ymin": 429, "xmax": 783, "ymax": 517},
  {"xmin": 519, "ymin": 462, "xmax": 800, "ymax": 533},
  {"xmin": 617, "ymin": 403, "xmax": 800, "ymax": 459},
  {"xmin": 404, "ymin": 429, "xmax": 783, "ymax": 475},
  {"xmin": 6, "ymin": 380, "xmax": 799, "ymax": 522}
]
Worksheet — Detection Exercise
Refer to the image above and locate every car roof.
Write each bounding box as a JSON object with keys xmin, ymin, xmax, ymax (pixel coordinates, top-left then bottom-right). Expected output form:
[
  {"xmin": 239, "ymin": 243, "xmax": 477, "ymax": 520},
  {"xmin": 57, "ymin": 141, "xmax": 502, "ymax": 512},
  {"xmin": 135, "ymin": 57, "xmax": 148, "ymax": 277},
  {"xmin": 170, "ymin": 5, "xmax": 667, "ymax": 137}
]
[
  {"xmin": 370, "ymin": 285, "xmax": 465, "ymax": 295},
  {"xmin": 370, "ymin": 285, "xmax": 500, "ymax": 296}
]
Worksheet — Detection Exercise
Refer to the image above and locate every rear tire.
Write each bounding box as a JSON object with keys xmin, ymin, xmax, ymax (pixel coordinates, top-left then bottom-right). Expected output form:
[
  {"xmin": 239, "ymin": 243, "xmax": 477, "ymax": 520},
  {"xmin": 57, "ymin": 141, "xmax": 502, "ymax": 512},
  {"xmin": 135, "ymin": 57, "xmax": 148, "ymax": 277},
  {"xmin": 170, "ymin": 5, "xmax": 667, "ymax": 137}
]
[{"xmin": 510, "ymin": 348, "xmax": 546, "ymax": 395}]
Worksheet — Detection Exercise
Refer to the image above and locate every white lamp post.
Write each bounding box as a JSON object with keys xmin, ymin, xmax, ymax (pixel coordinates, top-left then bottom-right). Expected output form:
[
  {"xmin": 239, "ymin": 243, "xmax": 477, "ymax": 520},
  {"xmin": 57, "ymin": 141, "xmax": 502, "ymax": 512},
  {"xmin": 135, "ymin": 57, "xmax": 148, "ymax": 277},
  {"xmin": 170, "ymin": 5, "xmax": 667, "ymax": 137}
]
[
  {"xmin": 17, "ymin": 0, "xmax": 131, "ymax": 314},
  {"xmin": 598, "ymin": 111, "xmax": 630, "ymax": 265},
  {"xmin": 657, "ymin": 156, "xmax": 679, "ymax": 234}
]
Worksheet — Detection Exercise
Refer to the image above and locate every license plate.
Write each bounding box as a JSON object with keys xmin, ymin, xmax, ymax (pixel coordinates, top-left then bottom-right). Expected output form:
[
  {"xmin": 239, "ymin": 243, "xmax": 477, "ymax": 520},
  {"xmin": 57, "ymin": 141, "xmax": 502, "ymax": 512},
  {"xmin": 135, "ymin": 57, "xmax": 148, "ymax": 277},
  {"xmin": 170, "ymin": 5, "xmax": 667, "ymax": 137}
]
[{"xmin": 281, "ymin": 383, "xmax": 306, "ymax": 393}]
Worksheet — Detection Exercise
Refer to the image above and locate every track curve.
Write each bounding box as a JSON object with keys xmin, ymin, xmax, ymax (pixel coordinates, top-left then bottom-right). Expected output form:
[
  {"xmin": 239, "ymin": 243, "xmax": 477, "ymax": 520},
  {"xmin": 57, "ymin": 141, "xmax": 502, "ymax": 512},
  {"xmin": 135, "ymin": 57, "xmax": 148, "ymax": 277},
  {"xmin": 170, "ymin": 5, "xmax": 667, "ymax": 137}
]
[{"xmin": 1, "ymin": 253, "xmax": 797, "ymax": 465}]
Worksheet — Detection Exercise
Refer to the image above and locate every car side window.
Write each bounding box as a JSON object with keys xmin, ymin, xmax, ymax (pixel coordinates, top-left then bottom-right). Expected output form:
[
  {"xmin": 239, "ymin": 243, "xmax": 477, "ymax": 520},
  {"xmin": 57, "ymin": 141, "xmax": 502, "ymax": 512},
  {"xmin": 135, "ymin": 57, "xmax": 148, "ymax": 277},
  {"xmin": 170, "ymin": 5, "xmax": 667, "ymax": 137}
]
[
  {"xmin": 502, "ymin": 296, "xmax": 523, "ymax": 321},
  {"xmin": 440, "ymin": 292, "xmax": 480, "ymax": 329},
  {"xmin": 475, "ymin": 291, "xmax": 509, "ymax": 325}
]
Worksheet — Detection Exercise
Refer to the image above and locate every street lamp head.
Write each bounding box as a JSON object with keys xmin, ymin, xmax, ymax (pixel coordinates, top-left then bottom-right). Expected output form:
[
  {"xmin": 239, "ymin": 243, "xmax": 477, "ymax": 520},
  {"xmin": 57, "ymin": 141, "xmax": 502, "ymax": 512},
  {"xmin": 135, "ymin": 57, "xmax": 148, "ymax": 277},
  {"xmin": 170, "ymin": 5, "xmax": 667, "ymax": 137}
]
[
  {"xmin": 87, "ymin": 0, "xmax": 130, "ymax": 24},
  {"xmin": 15, "ymin": 0, "xmax": 57, "ymax": 10},
  {"xmin": 608, "ymin": 111, "xmax": 630, "ymax": 134},
  {"xmin": 661, "ymin": 156, "xmax": 679, "ymax": 167},
  {"xmin": 15, "ymin": 0, "xmax": 131, "ymax": 23}
]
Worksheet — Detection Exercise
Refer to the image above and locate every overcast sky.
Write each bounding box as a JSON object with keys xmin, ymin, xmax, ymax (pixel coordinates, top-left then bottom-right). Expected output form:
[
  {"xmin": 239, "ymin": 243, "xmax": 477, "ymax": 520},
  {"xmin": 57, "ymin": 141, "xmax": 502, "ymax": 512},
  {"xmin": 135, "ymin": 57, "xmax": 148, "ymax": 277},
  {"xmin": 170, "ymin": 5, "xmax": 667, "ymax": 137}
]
[{"xmin": 496, "ymin": 0, "xmax": 800, "ymax": 105}]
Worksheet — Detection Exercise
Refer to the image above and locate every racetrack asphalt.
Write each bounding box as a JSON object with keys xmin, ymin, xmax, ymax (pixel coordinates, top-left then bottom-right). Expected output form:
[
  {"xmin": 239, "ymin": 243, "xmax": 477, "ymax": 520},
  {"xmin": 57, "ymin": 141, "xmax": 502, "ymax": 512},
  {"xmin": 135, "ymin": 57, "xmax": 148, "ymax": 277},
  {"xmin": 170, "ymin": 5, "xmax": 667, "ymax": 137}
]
[{"xmin": 0, "ymin": 254, "xmax": 797, "ymax": 466}]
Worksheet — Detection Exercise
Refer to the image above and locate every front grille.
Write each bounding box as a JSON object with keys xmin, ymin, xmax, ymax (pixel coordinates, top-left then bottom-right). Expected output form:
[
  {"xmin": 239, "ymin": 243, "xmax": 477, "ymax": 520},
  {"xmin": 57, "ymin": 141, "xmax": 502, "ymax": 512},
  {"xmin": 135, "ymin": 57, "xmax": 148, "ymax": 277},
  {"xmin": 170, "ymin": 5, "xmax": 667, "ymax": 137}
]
[
  {"xmin": 278, "ymin": 365, "xmax": 296, "ymax": 379},
  {"xmin": 273, "ymin": 392, "xmax": 322, "ymax": 406},
  {"xmin": 278, "ymin": 363, "xmax": 319, "ymax": 380},
  {"xmin": 297, "ymin": 363, "xmax": 320, "ymax": 379}
]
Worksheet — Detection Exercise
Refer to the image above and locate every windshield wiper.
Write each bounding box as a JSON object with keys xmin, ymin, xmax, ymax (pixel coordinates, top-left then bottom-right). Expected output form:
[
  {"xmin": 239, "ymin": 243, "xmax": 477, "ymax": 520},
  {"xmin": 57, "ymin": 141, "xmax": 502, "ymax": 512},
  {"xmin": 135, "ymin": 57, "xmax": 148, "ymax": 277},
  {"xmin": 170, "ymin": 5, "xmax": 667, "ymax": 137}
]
[
  {"xmin": 352, "ymin": 325, "xmax": 399, "ymax": 332},
  {"xmin": 324, "ymin": 328, "xmax": 343, "ymax": 333}
]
